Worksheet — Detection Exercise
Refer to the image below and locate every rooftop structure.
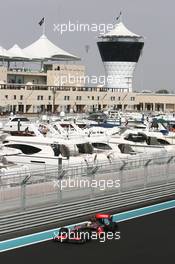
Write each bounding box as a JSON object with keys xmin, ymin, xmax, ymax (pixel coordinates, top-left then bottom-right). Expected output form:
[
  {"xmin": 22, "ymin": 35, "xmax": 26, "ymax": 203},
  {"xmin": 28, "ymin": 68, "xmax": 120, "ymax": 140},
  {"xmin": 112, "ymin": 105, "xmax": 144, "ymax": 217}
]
[
  {"xmin": 101, "ymin": 21, "xmax": 141, "ymax": 38},
  {"xmin": 0, "ymin": 33, "xmax": 83, "ymax": 87},
  {"xmin": 23, "ymin": 34, "xmax": 80, "ymax": 61},
  {"xmin": 8, "ymin": 44, "xmax": 29, "ymax": 61},
  {"xmin": 0, "ymin": 34, "xmax": 80, "ymax": 63}
]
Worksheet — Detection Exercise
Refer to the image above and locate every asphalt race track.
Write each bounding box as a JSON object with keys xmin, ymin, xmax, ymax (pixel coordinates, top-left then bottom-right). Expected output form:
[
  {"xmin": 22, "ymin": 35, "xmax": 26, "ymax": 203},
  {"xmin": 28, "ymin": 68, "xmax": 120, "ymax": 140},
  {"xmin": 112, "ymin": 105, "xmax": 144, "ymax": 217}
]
[{"xmin": 0, "ymin": 208, "xmax": 175, "ymax": 264}]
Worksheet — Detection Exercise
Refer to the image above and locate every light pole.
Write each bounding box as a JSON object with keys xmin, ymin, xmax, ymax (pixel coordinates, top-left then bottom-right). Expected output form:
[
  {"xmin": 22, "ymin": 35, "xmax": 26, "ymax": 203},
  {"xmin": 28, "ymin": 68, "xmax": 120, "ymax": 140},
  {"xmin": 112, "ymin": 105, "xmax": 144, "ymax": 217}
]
[
  {"xmin": 101, "ymin": 93, "xmax": 107, "ymax": 111},
  {"xmin": 52, "ymin": 87, "xmax": 56, "ymax": 113}
]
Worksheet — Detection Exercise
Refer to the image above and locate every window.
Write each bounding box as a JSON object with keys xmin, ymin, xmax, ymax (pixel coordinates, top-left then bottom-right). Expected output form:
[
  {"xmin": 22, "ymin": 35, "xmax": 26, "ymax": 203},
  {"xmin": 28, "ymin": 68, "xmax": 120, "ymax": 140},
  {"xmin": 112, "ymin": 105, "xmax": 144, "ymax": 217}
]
[
  {"xmin": 20, "ymin": 95, "xmax": 23, "ymax": 100},
  {"xmin": 97, "ymin": 96, "xmax": 100, "ymax": 101},
  {"xmin": 51, "ymin": 144, "xmax": 61, "ymax": 156},
  {"xmin": 92, "ymin": 96, "xmax": 94, "ymax": 100},
  {"xmin": 76, "ymin": 143, "xmax": 93, "ymax": 154},
  {"xmin": 118, "ymin": 97, "xmax": 121, "ymax": 101},
  {"xmin": 5, "ymin": 95, "xmax": 8, "ymax": 99},
  {"xmin": 51, "ymin": 144, "xmax": 70, "ymax": 158},
  {"xmin": 14, "ymin": 95, "xmax": 16, "ymax": 100},
  {"xmin": 76, "ymin": 96, "xmax": 81, "ymax": 101},
  {"xmin": 131, "ymin": 97, "xmax": 135, "ymax": 101},
  {"xmin": 111, "ymin": 96, "xmax": 115, "ymax": 101},
  {"xmin": 6, "ymin": 144, "xmax": 41, "ymax": 154},
  {"xmin": 92, "ymin": 143, "xmax": 112, "ymax": 150},
  {"xmin": 64, "ymin": 96, "xmax": 70, "ymax": 101},
  {"xmin": 11, "ymin": 117, "xmax": 30, "ymax": 122},
  {"xmin": 118, "ymin": 144, "xmax": 135, "ymax": 154},
  {"xmin": 124, "ymin": 133, "xmax": 146, "ymax": 143},
  {"xmin": 48, "ymin": 96, "xmax": 52, "ymax": 100},
  {"xmin": 157, "ymin": 139, "xmax": 170, "ymax": 145},
  {"xmin": 37, "ymin": 95, "xmax": 43, "ymax": 100}
]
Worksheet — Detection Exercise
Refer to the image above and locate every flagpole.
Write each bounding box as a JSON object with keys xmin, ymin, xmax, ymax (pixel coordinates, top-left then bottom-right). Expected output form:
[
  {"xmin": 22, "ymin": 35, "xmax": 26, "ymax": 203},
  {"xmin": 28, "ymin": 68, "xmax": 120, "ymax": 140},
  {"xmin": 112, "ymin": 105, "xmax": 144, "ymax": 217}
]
[
  {"xmin": 120, "ymin": 11, "xmax": 123, "ymax": 22},
  {"xmin": 115, "ymin": 11, "xmax": 122, "ymax": 24},
  {"xmin": 43, "ymin": 18, "xmax": 45, "ymax": 35}
]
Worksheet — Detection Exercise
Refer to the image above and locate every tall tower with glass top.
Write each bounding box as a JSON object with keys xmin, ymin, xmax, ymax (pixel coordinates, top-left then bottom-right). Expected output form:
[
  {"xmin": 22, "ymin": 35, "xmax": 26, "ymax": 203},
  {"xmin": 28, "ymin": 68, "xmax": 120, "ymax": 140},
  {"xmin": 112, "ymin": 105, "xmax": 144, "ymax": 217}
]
[{"xmin": 97, "ymin": 18, "xmax": 144, "ymax": 92}]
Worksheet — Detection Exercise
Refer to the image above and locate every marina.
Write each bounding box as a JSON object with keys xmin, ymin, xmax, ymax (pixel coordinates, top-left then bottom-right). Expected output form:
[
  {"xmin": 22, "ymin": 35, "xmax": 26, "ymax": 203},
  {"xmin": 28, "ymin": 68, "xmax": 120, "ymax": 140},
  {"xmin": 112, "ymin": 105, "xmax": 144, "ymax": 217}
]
[
  {"xmin": 0, "ymin": 113, "xmax": 175, "ymax": 222},
  {"xmin": 0, "ymin": 0, "xmax": 174, "ymax": 261}
]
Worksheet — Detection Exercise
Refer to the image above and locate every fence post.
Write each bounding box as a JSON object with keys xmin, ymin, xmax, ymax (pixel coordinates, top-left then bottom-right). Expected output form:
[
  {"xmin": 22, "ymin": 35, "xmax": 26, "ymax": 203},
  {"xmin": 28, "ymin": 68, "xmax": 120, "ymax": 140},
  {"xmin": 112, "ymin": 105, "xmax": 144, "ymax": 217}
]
[
  {"xmin": 20, "ymin": 174, "xmax": 31, "ymax": 211},
  {"xmin": 119, "ymin": 161, "xmax": 127, "ymax": 192},
  {"xmin": 90, "ymin": 170, "xmax": 96, "ymax": 198},
  {"xmin": 58, "ymin": 154, "xmax": 62, "ymax": 172},
  {"xmin": 21, "ymin": 183, "xmax": 26, "ymax": 211},
  {"xmin": 57, "ymin": 154, "xmax": 63, "ymax": 203},
  {"xmin": 17, "ymin": 118, "xmax": 20, "ymax": 131},
  {"xmin": 144, "ymin": 159, "xmax": 152, "ymax": 188},
  {"xmin": 58, "ymin": 180, "xmax": 63, "ymax": 204},
  {"xmin": 166, "ymin": 156, "xmax": 174, "ymax": 184}
]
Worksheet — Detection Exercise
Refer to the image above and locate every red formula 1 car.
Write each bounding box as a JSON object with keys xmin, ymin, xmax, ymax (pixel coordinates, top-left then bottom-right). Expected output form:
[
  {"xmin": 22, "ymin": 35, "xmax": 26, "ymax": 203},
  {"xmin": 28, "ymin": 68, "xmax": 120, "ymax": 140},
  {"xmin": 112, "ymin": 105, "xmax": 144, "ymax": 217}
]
[{"xmin": 53, "ymin": 213, "xmax": 119, "ymax": 244}]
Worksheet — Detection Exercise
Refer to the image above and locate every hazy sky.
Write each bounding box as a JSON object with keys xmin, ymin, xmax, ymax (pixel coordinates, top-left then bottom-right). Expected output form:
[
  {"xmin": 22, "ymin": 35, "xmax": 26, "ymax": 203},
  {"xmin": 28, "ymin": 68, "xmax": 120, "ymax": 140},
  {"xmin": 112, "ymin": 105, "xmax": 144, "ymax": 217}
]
[{"xmin": 0, "ymin": 0, "xmax": 174, "ymax": 91}]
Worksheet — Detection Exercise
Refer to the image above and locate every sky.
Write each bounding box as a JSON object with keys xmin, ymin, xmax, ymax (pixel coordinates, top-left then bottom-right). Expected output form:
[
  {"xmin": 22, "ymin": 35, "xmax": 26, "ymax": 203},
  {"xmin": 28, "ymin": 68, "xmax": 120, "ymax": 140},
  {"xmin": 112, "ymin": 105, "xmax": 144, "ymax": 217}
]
[{"xmin": 0, "ymin": 0, "xmax": 174, "ymax": 91}]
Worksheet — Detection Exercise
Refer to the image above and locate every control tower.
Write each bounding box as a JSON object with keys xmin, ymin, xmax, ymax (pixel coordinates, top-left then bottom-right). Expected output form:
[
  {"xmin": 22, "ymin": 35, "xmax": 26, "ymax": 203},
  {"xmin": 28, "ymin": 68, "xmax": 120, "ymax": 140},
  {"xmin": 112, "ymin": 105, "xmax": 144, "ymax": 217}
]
[{"xmin": 97, "ymin": 20, "xmax": 144, "ymax": 92}]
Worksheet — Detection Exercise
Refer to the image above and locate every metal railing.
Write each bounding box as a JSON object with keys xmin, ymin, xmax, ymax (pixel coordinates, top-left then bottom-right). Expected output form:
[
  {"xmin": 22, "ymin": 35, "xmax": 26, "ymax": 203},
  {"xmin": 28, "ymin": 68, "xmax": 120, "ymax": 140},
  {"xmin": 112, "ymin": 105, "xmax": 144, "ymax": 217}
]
[
  {"xmin": 0, "ymin": 182, "xmax": 175, "ymax": 235},
  {"xmin": 0, "ymin": 154, "xmax": 175, "ymax": 215}
]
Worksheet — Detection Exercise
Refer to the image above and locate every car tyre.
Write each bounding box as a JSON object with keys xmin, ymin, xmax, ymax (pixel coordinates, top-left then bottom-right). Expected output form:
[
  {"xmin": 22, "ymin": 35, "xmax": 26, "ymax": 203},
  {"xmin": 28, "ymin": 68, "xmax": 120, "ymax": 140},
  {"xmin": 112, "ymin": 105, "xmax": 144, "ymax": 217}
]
[{"xmin": 59, "ymin": 227, "xmax": 69, "ymax": 243}]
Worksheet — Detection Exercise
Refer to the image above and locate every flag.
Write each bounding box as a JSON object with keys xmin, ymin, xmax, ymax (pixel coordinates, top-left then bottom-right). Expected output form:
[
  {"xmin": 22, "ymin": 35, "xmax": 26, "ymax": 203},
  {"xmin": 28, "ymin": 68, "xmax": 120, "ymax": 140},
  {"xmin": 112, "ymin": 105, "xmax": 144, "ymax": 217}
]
[
  {"xmin": 38, "ymin": 17, "xmax": 44, "ymax": 26},
  {"xmin": 116, "ymin": 11, "xmax": 122, "ymax": 21}
]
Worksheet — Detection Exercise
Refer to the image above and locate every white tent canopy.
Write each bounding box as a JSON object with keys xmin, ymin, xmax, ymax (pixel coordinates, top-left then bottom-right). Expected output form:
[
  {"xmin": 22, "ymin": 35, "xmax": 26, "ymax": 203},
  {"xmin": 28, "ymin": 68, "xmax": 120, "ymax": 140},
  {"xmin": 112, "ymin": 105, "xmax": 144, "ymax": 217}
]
[
  {"xmin": 102, "ymin": 22, "xmax": 142, "ymax": 38},
  {"xmin": 8, "ymin": 44, "xmax": 29, "ymax": 60},
  {"xmin": 0, "ymin": 46, "xmax": 11, "ymax": 59},
  {"xmin": 23, "ymin": 34, "xmax": 80, "ymax": 61},
  {"xmin": 0, "ymin": 34, "xmax": 80, "ymax": 62}
]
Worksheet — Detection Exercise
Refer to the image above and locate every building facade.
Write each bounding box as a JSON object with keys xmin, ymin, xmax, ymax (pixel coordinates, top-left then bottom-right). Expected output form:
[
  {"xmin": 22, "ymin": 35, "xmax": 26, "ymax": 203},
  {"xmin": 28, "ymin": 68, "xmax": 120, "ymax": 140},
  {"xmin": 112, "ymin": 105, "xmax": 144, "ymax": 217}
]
[{"xmin": 0, "ymin": 82, "xmax": 175, "ymax": 114}]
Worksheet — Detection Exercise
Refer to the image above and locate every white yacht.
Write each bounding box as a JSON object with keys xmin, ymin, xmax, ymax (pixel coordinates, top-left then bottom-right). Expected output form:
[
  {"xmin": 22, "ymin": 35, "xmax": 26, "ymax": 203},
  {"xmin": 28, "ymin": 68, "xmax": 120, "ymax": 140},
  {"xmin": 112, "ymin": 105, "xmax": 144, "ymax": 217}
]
[
  {"xmin": 0, "ymin": 140, "xmax": 32, "ymax": 186},
  {"xmin": 3, "ymin": 134, "xmax": 107, "ymax": 166},
  {"xmin": 3, "ymin": 116, "xmax": 31, "ymax": 133}
]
